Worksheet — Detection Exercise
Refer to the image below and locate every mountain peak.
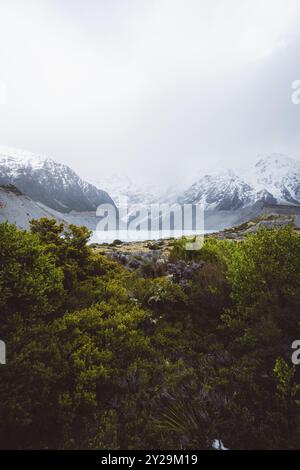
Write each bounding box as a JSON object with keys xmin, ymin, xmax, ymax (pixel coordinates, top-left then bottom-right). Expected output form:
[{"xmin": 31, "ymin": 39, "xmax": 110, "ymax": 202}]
[
  {"xmin": 255, "ymin": 153, "xmax": 300, "ymax": 171},
  {"xmin": 0, "ymin": 145, "xmax": 113, "ymax": 212},
  {"xmin": 0, "ymin": 146, "xmax": 47, "ymax": 168},
  {"xmin": 180, "ymin": 153, "xmax": 300, "ymax": 209}
]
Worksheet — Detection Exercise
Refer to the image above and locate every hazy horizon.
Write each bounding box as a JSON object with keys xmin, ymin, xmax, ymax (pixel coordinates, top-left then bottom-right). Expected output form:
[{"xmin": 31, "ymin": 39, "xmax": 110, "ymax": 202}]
[{"xmin": 1, "ymin": 0, "xmax": 300, "ymax": 186}]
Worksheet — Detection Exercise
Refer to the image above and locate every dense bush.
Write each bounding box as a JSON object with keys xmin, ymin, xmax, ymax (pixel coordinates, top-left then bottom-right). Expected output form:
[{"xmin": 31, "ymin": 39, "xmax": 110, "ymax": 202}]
[{"xmin": 0, "ymin": 220, "xmax": 300, "ymax": 449}]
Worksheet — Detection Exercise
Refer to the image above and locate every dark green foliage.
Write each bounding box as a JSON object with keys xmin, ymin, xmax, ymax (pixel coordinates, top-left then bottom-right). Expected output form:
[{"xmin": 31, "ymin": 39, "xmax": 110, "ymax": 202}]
[
  {"xmin": 110, "ymin": 239, "xmax": 123, "ymax": 246},
  {"xmin": 1, "ymin": 221, "xmax": 300, "ymax": 449},
  {"xmin": 0, "ymin": 222, "xmax": 63, "ymax": 328}
]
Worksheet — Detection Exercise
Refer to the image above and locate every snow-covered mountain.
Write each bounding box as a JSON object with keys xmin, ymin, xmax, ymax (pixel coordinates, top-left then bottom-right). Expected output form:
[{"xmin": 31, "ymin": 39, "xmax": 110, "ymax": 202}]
[
  {"xmin": 90, "ymin": 154, "xmax": 300, "ymax": 213},
  {"xmin": 178, "ymin": 170, "xmax": 257, "ymax": 210},
  {"xmin": 0, "ymin": 146, "xmax": 113, "ymax": 212},
  {"xmin": 1, "ymin": 145, "xmax": 300, "ymax": 234},
  {"xmin": 179, "ymin": 154, "xmax": 300, "ymax": 210},
  {"xmin": 251, "ymin": 154, "xmax": 300, "ymax": 205}
]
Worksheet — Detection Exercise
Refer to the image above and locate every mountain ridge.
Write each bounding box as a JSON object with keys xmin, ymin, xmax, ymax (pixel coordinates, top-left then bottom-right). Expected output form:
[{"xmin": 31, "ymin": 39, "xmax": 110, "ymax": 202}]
[
  {"xmin": 0, "ymin": 147, "xmax": 114, "ymax": 213},
  {"xmin": 179, "ymin": 153, "xmax": 300, "ymax": 210},
  {"xmin": 91, "ymin": 154, "xmax": 300, "ymax": 212}
]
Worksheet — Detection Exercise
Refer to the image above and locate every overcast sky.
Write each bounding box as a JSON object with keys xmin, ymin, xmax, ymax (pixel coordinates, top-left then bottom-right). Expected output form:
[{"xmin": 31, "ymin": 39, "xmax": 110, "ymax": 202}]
[{"xmin": 0, "ymin": 0, "xmax": 300, "ymax": 186}]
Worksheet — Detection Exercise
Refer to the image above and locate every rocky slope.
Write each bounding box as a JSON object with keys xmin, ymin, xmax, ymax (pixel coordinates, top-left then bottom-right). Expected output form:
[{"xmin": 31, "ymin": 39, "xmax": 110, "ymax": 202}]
[
  {"xmin": 0, "ymin": 184, "xmax": 66, "ymax": 228},
  {"xmin": 0, "ymin": 183, "xmax": 105, "ymax": 231}
]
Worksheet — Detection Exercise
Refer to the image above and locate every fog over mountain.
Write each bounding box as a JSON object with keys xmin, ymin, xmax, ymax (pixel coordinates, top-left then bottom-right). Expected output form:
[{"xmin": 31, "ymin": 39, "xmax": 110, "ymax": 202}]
[
  {"xmin": 1, "ymin": 1, "xmax": 300, "ymax": 186},
  {"xmin": 1, "ymin": 145, "xmax": 300, "ymax": 236},
  {"xmin": 92, "ymin": 153, "xmax": 300, "ymax": 211}
]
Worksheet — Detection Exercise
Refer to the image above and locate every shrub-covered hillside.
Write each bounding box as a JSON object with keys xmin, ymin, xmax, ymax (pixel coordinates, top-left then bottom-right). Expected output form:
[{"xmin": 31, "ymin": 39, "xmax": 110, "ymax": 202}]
[{"xmin": 0, "ymin": 218, "xmax": 300, "ymax": 449}]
